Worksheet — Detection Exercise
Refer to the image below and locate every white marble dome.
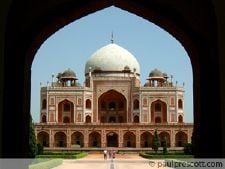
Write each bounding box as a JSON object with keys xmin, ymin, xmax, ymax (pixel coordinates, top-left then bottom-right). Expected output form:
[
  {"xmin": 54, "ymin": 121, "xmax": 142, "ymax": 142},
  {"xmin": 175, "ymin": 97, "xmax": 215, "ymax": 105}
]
[{"xmin": 85, "ymin": 43, "xmax": 140, "ymax": 75}]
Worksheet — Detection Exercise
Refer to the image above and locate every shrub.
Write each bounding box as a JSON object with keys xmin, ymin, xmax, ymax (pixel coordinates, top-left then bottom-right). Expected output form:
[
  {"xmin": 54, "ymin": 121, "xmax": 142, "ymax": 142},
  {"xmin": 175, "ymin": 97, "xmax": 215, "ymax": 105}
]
[
  {"xmin": 139, "ymin": 152, "xmax": 193, "ymax": 159},
  {"xmin": 37, "ymin": 152, "xmax": 88, "ymax": 159},
  {"xmin": 184, "ymin": 143, "xmax": 193, "ymax": 155},
  {"xmin": 37, "ymin": 144, "xmax": 44, "ymax": 155},
  {"xmin": 43, "ymin": 151, "xmax": 82, "ymax": 155},
  {"xmin": 163, "ymin": 146, "xmax": 168, "ymax": 155}
]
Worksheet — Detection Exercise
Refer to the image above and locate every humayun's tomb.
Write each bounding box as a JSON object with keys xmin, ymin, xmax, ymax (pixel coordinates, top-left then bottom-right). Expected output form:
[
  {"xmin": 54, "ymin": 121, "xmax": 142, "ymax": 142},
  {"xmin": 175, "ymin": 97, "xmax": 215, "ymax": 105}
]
[{"xmin": 34, "ymin": 42, "xmax": 193, "ymax": 150}]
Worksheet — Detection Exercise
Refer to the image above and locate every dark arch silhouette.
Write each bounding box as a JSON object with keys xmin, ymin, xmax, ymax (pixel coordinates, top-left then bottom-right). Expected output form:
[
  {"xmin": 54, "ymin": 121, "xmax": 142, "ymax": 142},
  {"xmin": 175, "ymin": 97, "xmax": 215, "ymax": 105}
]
[
  {"xmin": 85, "ymin": 115, "xmax": 91, "ymax": 123},
  {"xmin": 140, "ymin": 132, "xmax": 153, "ymax": 148},
  {"xmin": 89, "ymin": 131, "xmax": 101, "ymax": 147},
  {"xmin": 178, "ymin": 115, "xmax": 183, "ymax": 123},
  {"xmin": 178, "ymin": 99, "xmax": 183, "ymax": 109},
  {"xmin": 54, "ymin": 132, "xmax": 67, "ymax": 147},
  {"xmin": 133, "ymin": 99, "xmax": 139, "ymax": 110},
  {"xmin": 1, "ymin": 0, "xmax": 224, "ymax": 158},
  {"xmin": 123, "ymin": 131, "xmax": 136, "ymax": 147},
  {"xmin": 42, "ymin": 99, "xmax": 47, "ymax": 109},
  {"xmin": 71, "ymin": 131, "xmax": 84, "ymax": 147},
  {"xmin": 86, "ymin": 99, "xmax": 91, "ymax": 109},
  {"xmin": 41, "ymin": 115, "xmax": 46, "ymax": 123},
  {"xmin": 175, "ymin": 131, "xmax": 188, "ymax": 147},
  {"xmin": 107, "ymin": 132, "xmax": 118, "ymax": 147}
]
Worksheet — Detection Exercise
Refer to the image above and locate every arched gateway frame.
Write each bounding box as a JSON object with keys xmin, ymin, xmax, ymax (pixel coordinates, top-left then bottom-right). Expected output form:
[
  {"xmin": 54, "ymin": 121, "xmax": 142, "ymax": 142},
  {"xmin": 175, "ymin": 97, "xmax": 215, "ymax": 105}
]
[{"xmin": 3, "ymin": 0, "xmax": 223, "ymax": 158}]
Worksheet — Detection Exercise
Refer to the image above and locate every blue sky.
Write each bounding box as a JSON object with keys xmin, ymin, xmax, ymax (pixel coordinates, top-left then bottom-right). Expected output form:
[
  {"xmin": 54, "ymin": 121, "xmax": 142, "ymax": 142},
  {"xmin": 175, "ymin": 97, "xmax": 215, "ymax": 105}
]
[{"xmin": 31, "ymin": 6, "xmax": 193, "ymax": 122}]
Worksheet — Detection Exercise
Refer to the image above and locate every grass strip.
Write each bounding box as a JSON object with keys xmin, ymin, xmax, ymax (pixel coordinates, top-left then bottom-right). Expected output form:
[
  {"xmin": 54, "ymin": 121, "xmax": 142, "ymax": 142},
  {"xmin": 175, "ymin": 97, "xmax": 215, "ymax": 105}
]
[{"xmin": 29, "ymin": 159, "xmax": 62, "ymax": 169}]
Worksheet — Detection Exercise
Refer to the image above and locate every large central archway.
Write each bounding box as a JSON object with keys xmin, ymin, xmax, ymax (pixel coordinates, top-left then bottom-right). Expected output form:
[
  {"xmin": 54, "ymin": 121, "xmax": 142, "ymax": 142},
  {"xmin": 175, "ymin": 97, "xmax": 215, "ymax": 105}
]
[{"xmin": 98, "ymin": 90, "xmax": 127, "ymax": 123}]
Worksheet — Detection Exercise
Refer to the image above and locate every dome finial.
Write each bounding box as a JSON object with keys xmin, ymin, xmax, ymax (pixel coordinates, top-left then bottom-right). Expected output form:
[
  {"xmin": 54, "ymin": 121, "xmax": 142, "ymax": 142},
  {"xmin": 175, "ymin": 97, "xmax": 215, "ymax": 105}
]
[{"xmin": 111, "ymin": 31, "xmax": 114, "ymax": 43}]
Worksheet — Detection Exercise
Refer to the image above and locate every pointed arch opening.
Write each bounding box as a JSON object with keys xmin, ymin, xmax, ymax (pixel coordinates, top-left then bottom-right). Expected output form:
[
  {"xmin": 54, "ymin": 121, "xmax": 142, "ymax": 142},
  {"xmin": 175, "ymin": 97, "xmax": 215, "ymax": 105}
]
[
  {"xmin": 107, "ymin": 132, "xmax": 118, "ymax": 147},
  {"xmin": 175, "ymin": 131, "xmax": 188, "ymax": 147},
  {"xmin": 37, "ymin": 131, "xmax": 49, "ymax": 147},
  {"xmin": 86, "ymin": 99, "xmax": 91, "ymax": 109},
  {"xmin": 85, "ymin": 115, "xmax": 91, "ymax": 123},
  {"xmin": 98, "ymin": 90, "xmax": 127, "ymax": 123},
  {"xmin": 151, "ymin": 100, "xmax": 167, "ymax": 123},
  {"xmin": 123, "ymin": 131, "xmax": 136, "ymax": 148},
  {"xmin": 133, "ymin": 99, "xmax": 139, "ymax": 110},
  {"xmin": 41, "ymin": 115, "xmax": 46, "ymax": 123},
  {"xmin": 140, "ymin": 132, "xmax": 153, "ymax": 148},
  {"xmin": 71, "ymin": 131, "xmax": 84, "ymax": 148},
  {"xmin": 159, "ymin": 131, "xmax": 170, "ymax": 147},
  {"xmin": 54, "ymin": 132, "xmax": 67, "ymax": 147},
  {"xmin": 178, "ymin": 99, "xmax": 183, "ymax": 109},
  {"xmin": 42, "ymin": 99, "xmax": 46, "ymax": 110},
  {"xmin": 58, "ymin": 100, "xmax": 74, "ymax": 123},
  {"xmin": 178, "ymin": 115, "xmax": 183, "ymax": 123},
  {"xmin": 89, "ymin": 132, "xmax": 101, "ymax": 147},
  {"xmin": 133, "ymin": 115, "xmax": 139, "ymax": 123}
]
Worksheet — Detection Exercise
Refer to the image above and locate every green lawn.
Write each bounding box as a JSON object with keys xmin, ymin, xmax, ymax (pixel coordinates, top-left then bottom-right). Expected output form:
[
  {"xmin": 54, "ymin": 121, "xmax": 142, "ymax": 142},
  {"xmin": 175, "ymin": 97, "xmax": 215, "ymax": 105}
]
[
  {"xmin": 29, "ymin": 159, "xmax": 63, "ymax": 169},
  {"xmin": 29, "ymin": 151, "xmax": 88, "ymax": 169}
]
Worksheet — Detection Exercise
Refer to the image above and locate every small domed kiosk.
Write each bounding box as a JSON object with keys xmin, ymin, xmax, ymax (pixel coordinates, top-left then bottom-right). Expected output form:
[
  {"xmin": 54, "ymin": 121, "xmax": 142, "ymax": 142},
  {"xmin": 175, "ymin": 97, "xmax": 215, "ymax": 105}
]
[{"xmin": 56, "ymin": 68, "xmax": 78, "ymax": 87}]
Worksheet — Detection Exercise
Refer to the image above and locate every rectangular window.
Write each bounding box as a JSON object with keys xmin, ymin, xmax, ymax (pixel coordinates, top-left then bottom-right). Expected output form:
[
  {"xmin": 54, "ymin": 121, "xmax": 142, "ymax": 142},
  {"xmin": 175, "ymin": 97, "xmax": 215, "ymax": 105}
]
[
  {"xmin": 77, "ymin": 97, "xmax": 82, "ymax": 105},
  {"xmin": 170, "ymin": 97, "xmax": 175, "ymax": 106},
  {"xmin": 50, "ymin": 98, "xmax": 54, "ymax": 105},
  {"xmin": 171, "ymin": 113, "xmax": 175, "ymax": 122}
]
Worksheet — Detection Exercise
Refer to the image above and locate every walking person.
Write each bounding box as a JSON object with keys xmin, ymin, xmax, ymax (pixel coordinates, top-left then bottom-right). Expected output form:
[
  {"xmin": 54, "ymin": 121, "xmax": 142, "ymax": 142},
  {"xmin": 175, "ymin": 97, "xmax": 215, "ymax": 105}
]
[
  {"xmin": 103, "ymin": 149, "xmax": 107, "ymax": 160},
  {"xmin": 112, "ymin": 150, "xmax": 116, "ymax": 159}
]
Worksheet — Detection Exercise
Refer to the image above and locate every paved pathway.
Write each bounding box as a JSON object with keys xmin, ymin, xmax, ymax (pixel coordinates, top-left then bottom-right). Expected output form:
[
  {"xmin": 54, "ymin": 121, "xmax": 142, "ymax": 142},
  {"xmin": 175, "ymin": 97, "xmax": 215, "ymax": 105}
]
[{"xmin": 53, "ymin": 153, "xmax": 173, "ymax": 169}]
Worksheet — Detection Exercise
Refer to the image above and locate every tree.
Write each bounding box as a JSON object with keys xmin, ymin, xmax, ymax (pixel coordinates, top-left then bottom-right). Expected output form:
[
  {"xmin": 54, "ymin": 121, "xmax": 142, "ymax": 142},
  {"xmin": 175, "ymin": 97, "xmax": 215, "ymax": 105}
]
[
  {"xmin": 37, "ymin": 143, "xmax": 44, "ymax": 155},
  {"xmin": 28, "ymin": 115, "xmax": 37, "ymax": 158},
  {"xmin": 152, "ymin": 129, "xmax": 160, "ymax": 153}
]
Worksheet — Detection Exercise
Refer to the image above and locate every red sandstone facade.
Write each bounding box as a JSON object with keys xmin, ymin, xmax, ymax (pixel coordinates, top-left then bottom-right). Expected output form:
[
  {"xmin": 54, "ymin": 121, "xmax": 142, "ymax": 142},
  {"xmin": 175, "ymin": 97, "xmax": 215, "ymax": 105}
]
[{"xmin": 34, "ymin": 43, "xmax": 193, "ymax": 150}]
